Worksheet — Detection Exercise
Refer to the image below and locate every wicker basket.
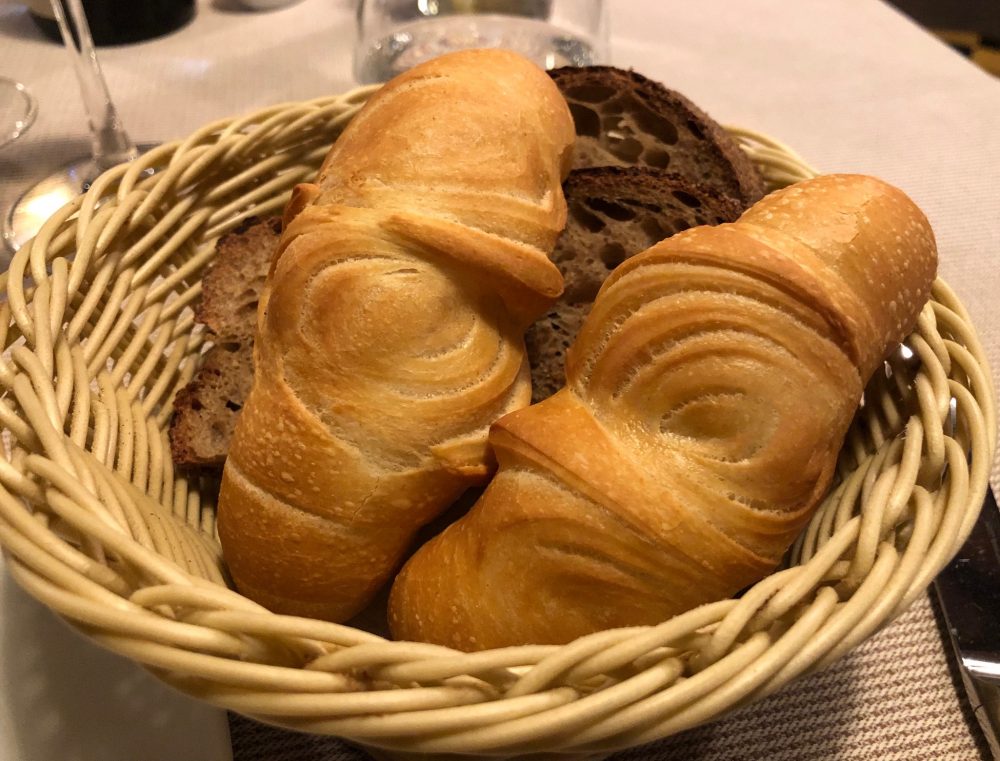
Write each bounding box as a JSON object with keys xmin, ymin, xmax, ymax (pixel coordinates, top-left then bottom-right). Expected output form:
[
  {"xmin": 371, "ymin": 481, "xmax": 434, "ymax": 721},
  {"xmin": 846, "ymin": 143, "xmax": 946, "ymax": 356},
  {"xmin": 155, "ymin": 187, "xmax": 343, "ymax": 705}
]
[{"xmin": 0, "ymin": 87, "xmax": 994, "ymax": 761}]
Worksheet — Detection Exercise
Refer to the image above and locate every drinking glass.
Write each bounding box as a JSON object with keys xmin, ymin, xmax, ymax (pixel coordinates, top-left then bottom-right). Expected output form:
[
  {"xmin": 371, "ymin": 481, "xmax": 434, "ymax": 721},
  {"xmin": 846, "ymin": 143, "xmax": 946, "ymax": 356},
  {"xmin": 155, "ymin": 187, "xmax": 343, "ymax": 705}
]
[
  {"xmin": 353, "ymin": 0, "xmax": 608, "ymax": 84},
  {"xmin": 0, "ymin": 78, "xmax": 38, "ymax": 150},
  {"xmin": 2, "ymin": 0, "xmax": 149, "ymax": 253}
]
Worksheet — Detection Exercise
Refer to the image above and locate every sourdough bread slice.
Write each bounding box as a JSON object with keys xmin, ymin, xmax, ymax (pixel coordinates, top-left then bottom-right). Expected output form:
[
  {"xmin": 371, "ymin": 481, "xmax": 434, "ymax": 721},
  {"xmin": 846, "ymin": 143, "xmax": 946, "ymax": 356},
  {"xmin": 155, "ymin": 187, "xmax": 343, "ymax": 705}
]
[
  {"xmin": 197, "ymin": 216, "xmax": 280, "ymax": 340},
  {"xmin": 169, "ymin": 340, "xmax": 255, "ymax": 468},
  {"xmin": 550, "ymin": 66, "xmax": 764, "ymax": 206},
  {"xmin": 169, "ymin": 216, "xmax": 279, "ymax": 468},
  {"xmin": 525, "ymin": 167, "xmax": 744, "ymax": 402}
]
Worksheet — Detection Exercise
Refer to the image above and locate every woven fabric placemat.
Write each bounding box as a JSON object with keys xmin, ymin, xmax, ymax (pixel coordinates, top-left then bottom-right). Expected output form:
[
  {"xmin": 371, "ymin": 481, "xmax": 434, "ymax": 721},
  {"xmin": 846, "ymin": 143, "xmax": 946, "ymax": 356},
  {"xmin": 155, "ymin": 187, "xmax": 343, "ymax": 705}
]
[{"xmin": 228, "ymin": 593, "xmax": 990, "ymax": 761}]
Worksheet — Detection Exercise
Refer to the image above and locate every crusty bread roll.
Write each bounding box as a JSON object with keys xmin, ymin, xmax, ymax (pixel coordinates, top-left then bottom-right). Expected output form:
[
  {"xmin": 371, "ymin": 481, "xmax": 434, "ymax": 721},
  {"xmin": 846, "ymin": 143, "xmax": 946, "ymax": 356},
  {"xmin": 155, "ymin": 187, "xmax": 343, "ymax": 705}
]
[
  {"xmin": 216, "ymin": 50, "xmax": 574, "ymax": 621},
  {"xmin": 389, "ymin": 174, "xmax": 938, "ymax": 650}
]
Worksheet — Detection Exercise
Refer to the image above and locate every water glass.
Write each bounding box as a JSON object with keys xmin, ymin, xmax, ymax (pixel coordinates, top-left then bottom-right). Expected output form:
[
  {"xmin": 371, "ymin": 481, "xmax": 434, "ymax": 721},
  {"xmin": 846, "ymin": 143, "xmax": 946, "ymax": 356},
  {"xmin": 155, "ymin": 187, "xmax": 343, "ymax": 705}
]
[{"xmin": 353, "ymin": 0, "xmax": 608, "ymax": 83}]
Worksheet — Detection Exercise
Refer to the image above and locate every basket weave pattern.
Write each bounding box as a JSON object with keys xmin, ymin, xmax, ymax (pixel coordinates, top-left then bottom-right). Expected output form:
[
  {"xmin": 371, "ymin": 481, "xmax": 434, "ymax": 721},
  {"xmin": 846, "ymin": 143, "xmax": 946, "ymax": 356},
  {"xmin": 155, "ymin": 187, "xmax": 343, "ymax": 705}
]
[{"xmin": 0, "ymin": 90, "xmax": 994, "ymax": 758}]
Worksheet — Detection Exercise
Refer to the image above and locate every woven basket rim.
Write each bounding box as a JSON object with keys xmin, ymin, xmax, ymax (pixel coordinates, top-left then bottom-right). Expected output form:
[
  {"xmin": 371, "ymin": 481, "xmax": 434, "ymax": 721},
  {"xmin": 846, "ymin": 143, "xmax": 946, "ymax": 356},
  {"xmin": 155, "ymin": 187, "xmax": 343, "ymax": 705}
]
[{"xmin": 0, "ymin": 87, "xmax": 995, "ymax": 758}]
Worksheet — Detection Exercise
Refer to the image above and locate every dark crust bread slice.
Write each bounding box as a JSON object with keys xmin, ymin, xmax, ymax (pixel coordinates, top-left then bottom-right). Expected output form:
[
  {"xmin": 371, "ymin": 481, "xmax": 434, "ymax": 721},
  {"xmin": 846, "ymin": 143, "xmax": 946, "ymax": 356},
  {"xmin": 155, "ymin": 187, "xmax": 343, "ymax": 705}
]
[
  {"xmin": 196, "ymin": 215, "xmax": 281, "ymax": 341},
  {"xmin": 169, "ymin": 216, "xmax": 279, "ymax": 469},
  {"xmin": 525, "ymin": 167, "xmax": 744, "ymax": 402},
  {"xmin": 550, "ymin": 66, "xmax": 765, "ymax": 207},
  {"xmin": 169, "ymin": 341, "xmax": 255, "ymax": 468}
]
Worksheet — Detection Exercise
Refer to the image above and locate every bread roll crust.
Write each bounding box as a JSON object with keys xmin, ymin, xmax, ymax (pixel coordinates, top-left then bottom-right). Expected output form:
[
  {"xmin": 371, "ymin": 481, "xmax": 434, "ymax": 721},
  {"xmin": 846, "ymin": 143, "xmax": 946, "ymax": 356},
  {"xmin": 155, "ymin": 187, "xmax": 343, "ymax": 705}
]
[
  {"xmin": 389, "ymin": 174, "xmax": 938, "ymax": 650},
  {"xmin": 217, "ymin": 50, "xmax": 574, "ymax": 621}
]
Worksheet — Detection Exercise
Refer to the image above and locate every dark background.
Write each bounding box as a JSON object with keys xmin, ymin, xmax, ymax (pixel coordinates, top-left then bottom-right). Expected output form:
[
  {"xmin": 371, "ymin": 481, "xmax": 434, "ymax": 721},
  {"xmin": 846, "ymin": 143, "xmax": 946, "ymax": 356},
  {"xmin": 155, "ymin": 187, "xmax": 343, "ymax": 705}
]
[{"xmin": 889, "ymin": 0, "xmax": 1000, "ymax": 76}]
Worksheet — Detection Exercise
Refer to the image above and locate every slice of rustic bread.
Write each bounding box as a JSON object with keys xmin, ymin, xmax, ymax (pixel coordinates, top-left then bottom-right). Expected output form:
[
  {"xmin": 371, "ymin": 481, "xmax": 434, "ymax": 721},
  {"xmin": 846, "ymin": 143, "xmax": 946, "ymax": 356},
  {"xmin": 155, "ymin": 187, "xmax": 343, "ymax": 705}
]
[
  {"xmin": 197, "ymin": 216, "xmax": 280, "ymax": 340},
  {"xmin": 525, "ymin": 167, "xmax": 744, "ymax": 402},
  {"xmin": 168, "ymin": 216, "xmax": 279, "ymax": 468},
  {"xmin": 550, "ymin": 66, "xmax": 764, "ymax": 206},
  {"xmin": 169, "ymin": 340, "xmax": 255, "ymax": 468}
]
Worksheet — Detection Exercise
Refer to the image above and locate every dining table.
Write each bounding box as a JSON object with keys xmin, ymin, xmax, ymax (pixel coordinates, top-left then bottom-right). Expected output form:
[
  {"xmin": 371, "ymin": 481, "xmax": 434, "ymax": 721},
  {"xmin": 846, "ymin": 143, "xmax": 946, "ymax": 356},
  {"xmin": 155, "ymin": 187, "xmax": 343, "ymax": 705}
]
[{"xmin": 1, "ymin": 0, "xmax": 999, "ymax": 759}]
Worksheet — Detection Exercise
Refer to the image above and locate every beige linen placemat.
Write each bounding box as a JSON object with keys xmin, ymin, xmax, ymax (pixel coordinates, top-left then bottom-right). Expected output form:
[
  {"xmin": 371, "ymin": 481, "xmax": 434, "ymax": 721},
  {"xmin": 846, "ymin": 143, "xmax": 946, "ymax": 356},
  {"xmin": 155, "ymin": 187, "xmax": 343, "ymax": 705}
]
[{"xmin": 228, "ymin": 593, "xmax": 990, "ymax": 761}]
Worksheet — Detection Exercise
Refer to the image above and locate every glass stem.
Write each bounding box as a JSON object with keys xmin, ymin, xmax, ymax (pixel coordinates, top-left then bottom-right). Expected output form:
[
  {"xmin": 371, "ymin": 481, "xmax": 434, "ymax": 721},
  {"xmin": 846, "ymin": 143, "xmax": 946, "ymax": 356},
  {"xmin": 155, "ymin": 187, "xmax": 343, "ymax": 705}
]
[{"xmin": 51, "ymin": 0, "xmax": 138, "ymax": 171}]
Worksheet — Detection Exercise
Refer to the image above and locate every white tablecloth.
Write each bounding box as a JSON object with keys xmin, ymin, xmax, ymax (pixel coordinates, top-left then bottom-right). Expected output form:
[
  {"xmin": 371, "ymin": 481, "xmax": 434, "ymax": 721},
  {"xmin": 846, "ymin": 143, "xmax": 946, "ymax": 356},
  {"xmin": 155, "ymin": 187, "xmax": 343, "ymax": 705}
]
[{"xmin": 1, "ymin": 0, "xmax": 998, "ymax": 759}]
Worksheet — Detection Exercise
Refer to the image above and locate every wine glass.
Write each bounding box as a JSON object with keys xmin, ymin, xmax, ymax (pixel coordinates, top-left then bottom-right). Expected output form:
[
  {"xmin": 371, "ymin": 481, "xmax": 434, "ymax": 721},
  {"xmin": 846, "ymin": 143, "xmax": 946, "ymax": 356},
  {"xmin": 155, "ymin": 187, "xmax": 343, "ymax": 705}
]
[
  {"xmin": 0, "ymin": 77, "xmax": 38, "ymax": 150},
  {"xmin": 2, "ymin": 0, "xmax": 149, "ymax": 254}
]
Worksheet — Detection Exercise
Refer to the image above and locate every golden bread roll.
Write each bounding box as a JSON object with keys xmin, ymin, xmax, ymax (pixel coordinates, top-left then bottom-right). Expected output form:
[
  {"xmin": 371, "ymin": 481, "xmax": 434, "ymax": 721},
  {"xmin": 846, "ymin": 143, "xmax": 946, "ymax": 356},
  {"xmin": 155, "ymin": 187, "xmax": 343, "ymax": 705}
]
[
  {"xmin": 389, "ymin": 174, "xmax": 938, "ymax": 650},
  {"xmin": 217, "ymin": 49, "xmax": 575, "ymax": 621}
]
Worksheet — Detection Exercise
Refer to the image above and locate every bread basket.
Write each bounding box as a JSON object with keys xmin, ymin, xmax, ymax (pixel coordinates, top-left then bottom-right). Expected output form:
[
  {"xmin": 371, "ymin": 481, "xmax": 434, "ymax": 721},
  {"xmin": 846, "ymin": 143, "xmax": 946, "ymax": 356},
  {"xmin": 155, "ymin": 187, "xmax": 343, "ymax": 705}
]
[{"xmin": 0, "ymin": 86, "xmax": 994, "ymax": 760}]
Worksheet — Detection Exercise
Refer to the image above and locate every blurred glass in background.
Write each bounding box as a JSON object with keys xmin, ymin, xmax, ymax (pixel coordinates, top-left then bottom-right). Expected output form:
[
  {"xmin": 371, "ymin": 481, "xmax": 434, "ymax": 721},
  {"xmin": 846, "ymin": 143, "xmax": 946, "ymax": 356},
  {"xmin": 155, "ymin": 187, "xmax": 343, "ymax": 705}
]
[{"xmin": 354, "ymin": 0, "xmax": 608, "ymax": 83}]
